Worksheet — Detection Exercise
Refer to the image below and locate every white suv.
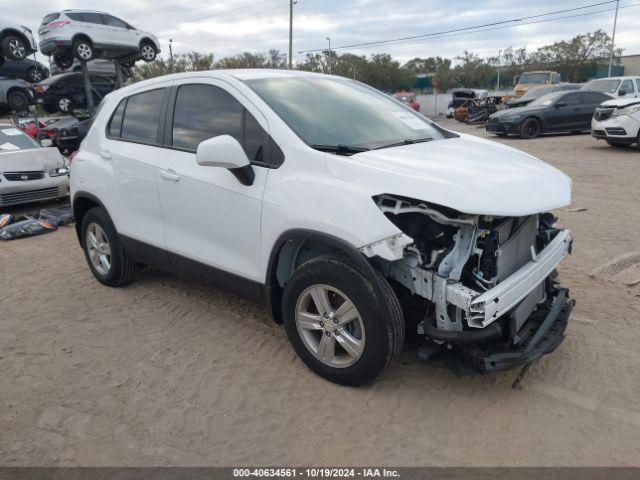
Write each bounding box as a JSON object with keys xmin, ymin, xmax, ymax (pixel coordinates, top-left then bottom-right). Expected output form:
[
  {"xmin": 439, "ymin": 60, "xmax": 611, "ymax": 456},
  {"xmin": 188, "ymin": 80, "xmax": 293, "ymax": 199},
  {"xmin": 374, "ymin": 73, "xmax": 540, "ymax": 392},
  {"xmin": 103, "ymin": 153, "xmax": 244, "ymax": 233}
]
[
  {"xmin": 0, "ymin": 22, "xmax": 38, "ymax": 62},
  {"xmin": 592, "ymin": 95, "xmax": 640, "ymax": 149},
  {"xmin": 38, "ymin": 10, "xmax": 160, "ymax": 69},
  {"xmin": 71, "ymin": 70, "xmax": 574, "ymax": 386}
]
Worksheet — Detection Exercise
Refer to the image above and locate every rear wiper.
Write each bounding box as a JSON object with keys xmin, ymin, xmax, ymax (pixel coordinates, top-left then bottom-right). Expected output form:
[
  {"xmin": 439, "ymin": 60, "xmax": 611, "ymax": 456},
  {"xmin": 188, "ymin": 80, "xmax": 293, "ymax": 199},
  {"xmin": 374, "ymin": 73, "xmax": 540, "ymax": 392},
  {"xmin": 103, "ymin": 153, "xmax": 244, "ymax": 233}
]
[
  {"xmin": 374, "ymin": 137, "xmax": 433, "ymax": 150},
  {"xmin": 310, "ymin": 144, "xmax": 370, "ymax": 156}
]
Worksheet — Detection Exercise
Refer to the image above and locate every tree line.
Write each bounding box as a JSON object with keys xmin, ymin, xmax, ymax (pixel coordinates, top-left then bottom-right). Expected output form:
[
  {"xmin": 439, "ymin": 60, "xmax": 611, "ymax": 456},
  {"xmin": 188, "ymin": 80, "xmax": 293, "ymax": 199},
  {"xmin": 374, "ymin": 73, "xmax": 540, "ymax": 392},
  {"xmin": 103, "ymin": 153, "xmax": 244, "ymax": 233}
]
[{"xmin": 132, "ymin": 30, "xmax": 621, "ymax": 92}]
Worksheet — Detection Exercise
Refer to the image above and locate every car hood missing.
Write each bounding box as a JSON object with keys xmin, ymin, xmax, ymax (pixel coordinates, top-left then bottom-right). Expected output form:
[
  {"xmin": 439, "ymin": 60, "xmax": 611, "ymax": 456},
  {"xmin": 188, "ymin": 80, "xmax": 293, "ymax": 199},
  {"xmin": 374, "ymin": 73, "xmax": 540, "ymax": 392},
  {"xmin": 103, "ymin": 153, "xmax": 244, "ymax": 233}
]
[{"xmin": 326, "ymin": 134, "xmax": 572, "ymax": 217}]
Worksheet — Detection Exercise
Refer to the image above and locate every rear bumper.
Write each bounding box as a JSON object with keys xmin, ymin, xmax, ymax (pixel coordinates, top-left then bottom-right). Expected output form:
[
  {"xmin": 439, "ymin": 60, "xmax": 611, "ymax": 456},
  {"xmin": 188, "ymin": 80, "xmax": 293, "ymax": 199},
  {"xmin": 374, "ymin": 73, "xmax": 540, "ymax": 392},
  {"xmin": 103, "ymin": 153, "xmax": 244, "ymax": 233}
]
[{"xmin": 39, "ymin": 38, "xmax": 71, "ymax": 55}]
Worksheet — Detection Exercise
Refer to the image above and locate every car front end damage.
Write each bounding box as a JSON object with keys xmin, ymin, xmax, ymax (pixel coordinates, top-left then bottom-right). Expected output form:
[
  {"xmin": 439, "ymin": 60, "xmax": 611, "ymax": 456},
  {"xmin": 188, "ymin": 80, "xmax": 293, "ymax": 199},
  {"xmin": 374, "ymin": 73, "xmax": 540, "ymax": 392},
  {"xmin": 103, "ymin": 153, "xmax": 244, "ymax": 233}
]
[{"xmin": 362, "ymin": 194, "xmax": 574, "ymax": 374}]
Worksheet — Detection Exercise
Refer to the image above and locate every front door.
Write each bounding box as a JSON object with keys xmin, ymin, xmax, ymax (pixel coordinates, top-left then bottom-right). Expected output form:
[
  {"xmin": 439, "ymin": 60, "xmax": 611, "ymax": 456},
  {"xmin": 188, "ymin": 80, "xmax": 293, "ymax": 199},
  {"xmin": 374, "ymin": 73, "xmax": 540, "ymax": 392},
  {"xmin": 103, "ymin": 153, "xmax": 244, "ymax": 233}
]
[
  {"xmin": 547, "ymin": 92, "xmax": 582, "ymax": 131},
  {"xmin": 100, "ymin": 14, "xmax": 138, "ymax": 52},
  {"xmin": 157, "ymin": 81, "xmax": 270, "ymax": 284}
]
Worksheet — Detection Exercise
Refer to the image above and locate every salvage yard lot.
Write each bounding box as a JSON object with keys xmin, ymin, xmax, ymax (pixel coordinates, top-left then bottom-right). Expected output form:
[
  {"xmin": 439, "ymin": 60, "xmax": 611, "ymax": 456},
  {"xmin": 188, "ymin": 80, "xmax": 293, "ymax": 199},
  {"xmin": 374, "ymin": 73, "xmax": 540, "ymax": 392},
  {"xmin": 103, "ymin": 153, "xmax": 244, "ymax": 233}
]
[{"xmin": 1, "ymin": 119, "xmax": 639, "ymax": 466}]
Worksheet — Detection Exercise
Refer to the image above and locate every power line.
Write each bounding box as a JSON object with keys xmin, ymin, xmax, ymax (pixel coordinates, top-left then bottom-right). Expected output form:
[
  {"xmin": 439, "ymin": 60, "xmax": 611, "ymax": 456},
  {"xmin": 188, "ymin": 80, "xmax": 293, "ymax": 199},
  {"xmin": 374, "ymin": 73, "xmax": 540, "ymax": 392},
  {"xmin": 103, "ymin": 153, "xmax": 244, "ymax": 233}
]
[{"xmin": 298, "ymin": 0, "xmax": 620, "ymax": 53}]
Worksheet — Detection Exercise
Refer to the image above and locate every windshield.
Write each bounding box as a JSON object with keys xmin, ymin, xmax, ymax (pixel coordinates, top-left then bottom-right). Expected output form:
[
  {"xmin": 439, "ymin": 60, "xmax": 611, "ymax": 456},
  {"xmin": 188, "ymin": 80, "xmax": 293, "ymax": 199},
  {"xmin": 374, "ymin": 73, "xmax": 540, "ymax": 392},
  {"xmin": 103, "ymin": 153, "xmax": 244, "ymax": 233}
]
[
  {"xmin": 583, "ymin": 79, "xmax": 621, "ymax": 94},
  {"xmin": 245, "ymin": 76, "xmax": 447, "ymax": 150},
  {"xmin": 529, "ymin": 92, "xmax": 564, "ymax": 107},
  {"xmin": 0, "ymin": 127, "xmax": 41, "ymax": 151},
  {"xmin": 519, "ymin": 73, "xmax": 551, "ymax": 84}
]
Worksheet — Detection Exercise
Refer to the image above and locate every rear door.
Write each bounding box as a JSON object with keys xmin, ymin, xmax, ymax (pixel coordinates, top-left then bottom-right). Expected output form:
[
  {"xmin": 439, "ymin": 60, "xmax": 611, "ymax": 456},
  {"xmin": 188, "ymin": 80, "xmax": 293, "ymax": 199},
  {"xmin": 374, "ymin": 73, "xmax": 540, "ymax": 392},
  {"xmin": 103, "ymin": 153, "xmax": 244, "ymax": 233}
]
[
  {"xmin": 66, "ymin": 12, "xmax": 111, "ymax": 46},
  {"xmin": 102, "ymin": 87, "xmax": 170, "ymax": 260}
]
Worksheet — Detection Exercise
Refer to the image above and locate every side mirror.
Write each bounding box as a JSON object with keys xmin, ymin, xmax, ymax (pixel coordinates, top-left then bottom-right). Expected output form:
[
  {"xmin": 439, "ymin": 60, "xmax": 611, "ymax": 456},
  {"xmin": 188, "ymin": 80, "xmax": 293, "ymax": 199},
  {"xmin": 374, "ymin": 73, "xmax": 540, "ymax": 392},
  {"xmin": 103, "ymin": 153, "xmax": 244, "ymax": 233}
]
[
  {"xmin": 619, "ymin": 90, "xmax": 627, "ymax": 96},
  {"xmin": 555, "ymin": 101, "xmax": 567, "ymax": 108},
  {"xmin": 196, "ymin": 135, "xmax": 255, "ymax": 186},
  {"xmin": 40, "ymin": 139, "xmax": 53, "ymax": 147}
]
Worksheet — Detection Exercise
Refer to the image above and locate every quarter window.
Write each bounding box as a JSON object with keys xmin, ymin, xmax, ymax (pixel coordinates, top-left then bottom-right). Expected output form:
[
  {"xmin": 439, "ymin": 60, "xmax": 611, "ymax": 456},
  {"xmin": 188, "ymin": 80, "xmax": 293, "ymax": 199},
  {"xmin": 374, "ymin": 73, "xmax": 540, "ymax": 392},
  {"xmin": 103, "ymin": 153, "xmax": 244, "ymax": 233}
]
[
  {"xmin": 118, "ymin": 89, "xmax": 165, "ymax": 144},
  {"xmin": 108, "ymin": 99, "xmax": 126, "ymax": 138}
]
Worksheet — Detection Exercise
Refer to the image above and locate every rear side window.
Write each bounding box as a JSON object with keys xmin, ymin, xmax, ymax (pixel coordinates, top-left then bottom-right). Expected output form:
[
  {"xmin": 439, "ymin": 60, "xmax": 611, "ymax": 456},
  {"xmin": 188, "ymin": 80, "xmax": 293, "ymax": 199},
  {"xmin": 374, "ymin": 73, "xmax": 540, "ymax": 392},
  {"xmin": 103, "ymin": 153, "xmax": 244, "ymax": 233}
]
[
  {"xmin": 42, "ymin": 13, "xmax": 60, "ymax": 24},
  {"xmin": 115, "ymin": 89, "xmax": 165, "ymax": 144},
  {"xmin": 107, "ymin": 99, "xmax": 126, "ymax": 138}
]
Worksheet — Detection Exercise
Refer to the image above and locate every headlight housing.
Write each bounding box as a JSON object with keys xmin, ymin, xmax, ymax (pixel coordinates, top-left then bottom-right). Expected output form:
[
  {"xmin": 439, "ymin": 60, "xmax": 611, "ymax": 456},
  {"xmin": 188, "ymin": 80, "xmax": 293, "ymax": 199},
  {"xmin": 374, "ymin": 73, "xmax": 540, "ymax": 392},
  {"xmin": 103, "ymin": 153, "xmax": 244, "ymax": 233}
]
[
  {"xmin": 612, "ymin": 104, "xmax": 640, "ymax": 117},
  {"xmin": 49, "ymin": 166, "xmax": 69, "ymax": 177}
]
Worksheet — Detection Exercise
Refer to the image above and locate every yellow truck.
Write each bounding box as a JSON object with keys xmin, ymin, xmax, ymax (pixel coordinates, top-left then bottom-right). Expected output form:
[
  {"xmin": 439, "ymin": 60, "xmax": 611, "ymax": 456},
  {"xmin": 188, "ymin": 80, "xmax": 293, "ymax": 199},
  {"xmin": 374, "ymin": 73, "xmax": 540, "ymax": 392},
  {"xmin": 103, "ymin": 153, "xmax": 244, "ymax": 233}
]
[{"xmin": 513, "ymin": 71, "xmax": 562, "ymax": 97}]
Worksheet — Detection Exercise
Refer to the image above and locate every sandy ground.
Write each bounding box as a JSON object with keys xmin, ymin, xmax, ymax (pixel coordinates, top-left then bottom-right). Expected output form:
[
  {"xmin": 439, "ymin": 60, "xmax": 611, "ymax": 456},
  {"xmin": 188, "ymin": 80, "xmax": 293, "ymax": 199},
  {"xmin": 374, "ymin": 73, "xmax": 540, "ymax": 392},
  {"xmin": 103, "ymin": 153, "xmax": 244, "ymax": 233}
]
[{"xmin": 1, "ymin": 120, "xmax": 639, "ymax": 467}]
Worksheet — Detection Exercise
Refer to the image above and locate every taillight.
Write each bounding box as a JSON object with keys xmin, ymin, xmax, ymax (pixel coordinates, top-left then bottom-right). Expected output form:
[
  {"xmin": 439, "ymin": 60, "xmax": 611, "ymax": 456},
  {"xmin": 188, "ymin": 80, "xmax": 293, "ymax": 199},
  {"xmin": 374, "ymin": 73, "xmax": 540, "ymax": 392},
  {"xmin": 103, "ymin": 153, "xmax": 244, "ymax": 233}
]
[{"xmin": 47, "ymin": 20, "xmax": 71, "ymax": 28}]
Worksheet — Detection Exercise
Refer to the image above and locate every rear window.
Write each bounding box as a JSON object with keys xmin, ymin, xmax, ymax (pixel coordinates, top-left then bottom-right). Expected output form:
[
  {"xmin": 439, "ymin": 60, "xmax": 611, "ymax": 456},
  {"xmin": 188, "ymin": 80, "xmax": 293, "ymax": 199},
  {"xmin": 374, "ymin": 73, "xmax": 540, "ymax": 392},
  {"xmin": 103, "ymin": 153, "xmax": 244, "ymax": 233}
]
[
  {"xmin": 42, "ymin": 12, "xmax": 60, "ymax": 24},
  {"xmin": 0, "ymin": 127, "xmax": 41, "ymax": 151},
  {"xmin": 116, "ymin": 89, "xmax": 165, "ymax": 144}
]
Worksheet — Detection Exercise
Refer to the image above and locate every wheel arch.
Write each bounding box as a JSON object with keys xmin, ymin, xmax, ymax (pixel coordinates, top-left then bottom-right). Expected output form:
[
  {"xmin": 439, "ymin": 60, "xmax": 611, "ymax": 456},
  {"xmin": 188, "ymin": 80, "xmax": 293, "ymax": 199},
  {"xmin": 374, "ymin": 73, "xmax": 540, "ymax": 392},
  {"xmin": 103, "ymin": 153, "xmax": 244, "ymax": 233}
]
[
  {"xmin": 72, "ymin": 33, "xmax": 93, "ymax": 47},
  {"xmin": 139, "ymin": 37, "xmax": 157, "ymax": 51},
  {"xmin": 522, "ymin": 115, "xmax": 546, "ymax": 133},
  {"xmin": 72, "ymin": 192, "xmax": 111, "ymax": 246},
  {"xmin": 0, "ymin": 29, "xmax": 29, "ymax": 47},
  {"xmin": 264, "ymin": 229, "xmax": 386, "ymax": 324}
]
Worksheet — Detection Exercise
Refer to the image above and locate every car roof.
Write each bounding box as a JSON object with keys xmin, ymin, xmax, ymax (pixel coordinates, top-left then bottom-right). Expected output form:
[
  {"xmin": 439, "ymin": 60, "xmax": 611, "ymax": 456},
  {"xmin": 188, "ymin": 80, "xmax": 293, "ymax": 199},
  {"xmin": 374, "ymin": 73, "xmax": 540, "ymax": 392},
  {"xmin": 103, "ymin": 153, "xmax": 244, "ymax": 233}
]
[
  {"xmin": 586, "ymin": 76, "xmax": 639, "ymax": 81},
  {"xmin": 62, "ymin": 9, "xmax": 109, "ymax": 14}
]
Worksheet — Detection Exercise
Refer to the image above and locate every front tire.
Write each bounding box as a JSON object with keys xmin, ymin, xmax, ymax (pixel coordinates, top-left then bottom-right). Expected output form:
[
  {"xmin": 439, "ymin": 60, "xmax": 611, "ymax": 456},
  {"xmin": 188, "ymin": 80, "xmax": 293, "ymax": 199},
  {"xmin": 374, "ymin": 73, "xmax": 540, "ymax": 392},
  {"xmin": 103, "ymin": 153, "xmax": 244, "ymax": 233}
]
[
  {"xmin": 81, "ymin": 208, "xmax": 137, "ymax": 287},
  {"xmin": 282, "ymin": 254, "xmax": 404, "ymax": 386},
  {"xmin": 520, "ymin": 117, "xmax": 541, "ymax": 139},
  {"xmin": 57, "ymin": 96, "xmax": 75, "ymax": 113},
  {"xmin": 27, "ymin": 66, "xmax": 44, "ymax": 83},
  {"xmin": 2, "ymin": 35, "xmax": 28, "ymax": 60}
]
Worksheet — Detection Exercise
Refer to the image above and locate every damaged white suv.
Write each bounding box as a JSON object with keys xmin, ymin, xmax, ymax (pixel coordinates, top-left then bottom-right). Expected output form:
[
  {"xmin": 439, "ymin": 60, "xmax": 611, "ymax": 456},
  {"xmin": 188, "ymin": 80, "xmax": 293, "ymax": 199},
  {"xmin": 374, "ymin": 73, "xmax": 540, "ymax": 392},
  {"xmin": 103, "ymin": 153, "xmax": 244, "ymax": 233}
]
[{"xmin": 71, "ymin": 70, "xmax": 574, "ymax": 386}]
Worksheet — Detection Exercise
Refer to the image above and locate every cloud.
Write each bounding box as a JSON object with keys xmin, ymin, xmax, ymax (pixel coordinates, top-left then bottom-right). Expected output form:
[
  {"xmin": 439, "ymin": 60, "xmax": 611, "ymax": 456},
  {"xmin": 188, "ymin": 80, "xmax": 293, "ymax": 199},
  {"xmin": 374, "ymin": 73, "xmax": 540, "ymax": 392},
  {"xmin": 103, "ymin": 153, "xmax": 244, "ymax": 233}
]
[{"xmin": 4, "ymin": 0, "xmax": 638, "ymax": 65}]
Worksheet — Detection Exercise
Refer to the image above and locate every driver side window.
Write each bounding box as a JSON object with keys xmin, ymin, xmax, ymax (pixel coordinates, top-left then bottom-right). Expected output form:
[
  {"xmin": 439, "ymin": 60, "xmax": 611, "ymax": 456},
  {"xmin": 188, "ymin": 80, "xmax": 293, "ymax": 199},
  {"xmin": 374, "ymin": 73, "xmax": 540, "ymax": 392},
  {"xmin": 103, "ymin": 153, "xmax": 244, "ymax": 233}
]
[{"xmin": 620, "ymin": 79, "xmax": 634, "ymax": 95}]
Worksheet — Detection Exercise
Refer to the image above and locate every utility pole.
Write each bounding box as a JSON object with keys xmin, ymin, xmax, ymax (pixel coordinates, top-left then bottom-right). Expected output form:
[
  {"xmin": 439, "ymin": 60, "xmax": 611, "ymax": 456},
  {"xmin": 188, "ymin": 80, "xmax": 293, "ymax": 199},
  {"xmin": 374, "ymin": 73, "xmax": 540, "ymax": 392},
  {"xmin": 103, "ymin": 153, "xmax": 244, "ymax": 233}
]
[
  {"xmin": 169, "ymin": 38, "xmax": 174, "ymax": 73},
  {"xmin": 607, "ymin": 0, "xmax": 620, "ymax": 77},
  {"xmin": 288, "ymin": 0, "xmax": 296, "ymax": 69},
  {"xmin": 326, "ymin": 37, "xmax": 331, "ymax": 74},
  {"xmin": 496, "ymin": 49, "xmax": 502, "ymax": 92}
]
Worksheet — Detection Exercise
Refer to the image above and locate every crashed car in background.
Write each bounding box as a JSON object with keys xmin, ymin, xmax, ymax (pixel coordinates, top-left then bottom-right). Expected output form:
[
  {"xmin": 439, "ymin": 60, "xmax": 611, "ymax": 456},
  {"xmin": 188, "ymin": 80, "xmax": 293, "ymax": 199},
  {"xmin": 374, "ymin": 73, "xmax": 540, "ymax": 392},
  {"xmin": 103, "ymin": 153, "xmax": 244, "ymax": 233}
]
[
  {"xmin": 0, "ymin": 121, "xmax": 69, "ymax": 207},
  {"xmin": 393, "ymin": 91, "xmax": 420, "ymax": 111},
  {"xmin": 447, "ymin": 88, "xmax": 488, "ymax": 118},
  {"xmin": 591, "ymin": 97, "xmax": 640, "ymax": 149},
  {"xmin": 506, "ymin": 84, "xmax": 582, "ymax": 109},
  {"xmin": 466, "ymin": 95, "xmax": 510, "ymax": 124}
]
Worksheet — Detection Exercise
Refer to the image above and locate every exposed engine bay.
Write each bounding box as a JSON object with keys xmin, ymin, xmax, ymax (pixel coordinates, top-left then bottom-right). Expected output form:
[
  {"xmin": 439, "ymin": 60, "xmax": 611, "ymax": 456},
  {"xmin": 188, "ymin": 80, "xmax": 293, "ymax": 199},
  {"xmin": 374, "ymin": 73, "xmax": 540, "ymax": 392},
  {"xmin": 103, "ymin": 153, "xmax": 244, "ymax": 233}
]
[{"xmin": 364, "ymin": 194, "xmax": 574, "ymax": 374}]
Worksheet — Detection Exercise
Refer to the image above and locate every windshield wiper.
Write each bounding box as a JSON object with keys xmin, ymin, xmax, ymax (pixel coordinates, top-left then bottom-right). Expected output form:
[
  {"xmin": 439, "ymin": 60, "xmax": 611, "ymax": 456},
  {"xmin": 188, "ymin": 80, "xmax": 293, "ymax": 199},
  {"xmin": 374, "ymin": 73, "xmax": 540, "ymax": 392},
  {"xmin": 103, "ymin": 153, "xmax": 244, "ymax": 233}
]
[
  {"xmin": 310, "ymin": 144, "xmax": 370, "ymax": 156},
  {"xmin": 374, "ymin": 137, "xmax": 433, "ymax": 150}
]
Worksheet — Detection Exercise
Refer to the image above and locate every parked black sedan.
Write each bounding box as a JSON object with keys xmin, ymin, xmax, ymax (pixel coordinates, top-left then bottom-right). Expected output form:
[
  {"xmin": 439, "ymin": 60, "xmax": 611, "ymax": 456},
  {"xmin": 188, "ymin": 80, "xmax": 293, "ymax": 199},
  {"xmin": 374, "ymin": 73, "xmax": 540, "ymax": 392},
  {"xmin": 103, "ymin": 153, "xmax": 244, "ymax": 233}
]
[
  {"xmin": 34, "ymin": 72, "xmax": 116, "ymax": 114},
  {"xmin": 487, "ymin": 90, "xmax": 612, "ymax": 138},
  {"xmin": 0, "ymin": 58, "xmax": 49, "ymax": 83}
]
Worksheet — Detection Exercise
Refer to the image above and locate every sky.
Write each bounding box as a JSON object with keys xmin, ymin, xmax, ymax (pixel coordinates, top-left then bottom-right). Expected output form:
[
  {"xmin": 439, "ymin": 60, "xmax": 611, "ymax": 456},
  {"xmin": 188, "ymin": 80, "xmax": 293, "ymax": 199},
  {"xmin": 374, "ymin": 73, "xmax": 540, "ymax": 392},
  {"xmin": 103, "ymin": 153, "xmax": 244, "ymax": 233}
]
[{"xmin": 6, "ymin": 0, "xmax": 640, "ymax": 65}]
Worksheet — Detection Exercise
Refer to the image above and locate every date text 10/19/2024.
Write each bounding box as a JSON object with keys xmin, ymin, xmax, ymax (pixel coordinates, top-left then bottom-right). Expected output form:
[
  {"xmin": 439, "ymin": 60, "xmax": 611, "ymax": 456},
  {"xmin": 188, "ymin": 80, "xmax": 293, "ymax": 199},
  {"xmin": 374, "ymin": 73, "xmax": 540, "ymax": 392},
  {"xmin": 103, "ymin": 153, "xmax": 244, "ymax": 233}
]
[{"xmin": 233, "ymin": 468, "xmax": 401, "ymax": 478}]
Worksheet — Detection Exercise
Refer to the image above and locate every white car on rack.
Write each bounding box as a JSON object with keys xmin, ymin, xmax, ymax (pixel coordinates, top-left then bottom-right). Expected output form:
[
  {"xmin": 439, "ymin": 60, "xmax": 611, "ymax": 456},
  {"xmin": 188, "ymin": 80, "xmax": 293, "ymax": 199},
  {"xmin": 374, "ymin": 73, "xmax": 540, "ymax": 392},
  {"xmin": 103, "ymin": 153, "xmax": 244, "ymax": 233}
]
[
  {"xmin": 70, "ymin": 70, "xmax": 574, "ymax": 386},
  {"xmin": 38, "ymin": 10, "xmax": 160, "ymax": 69},
  {"xmin": 592, "ymin": 97, "xmax": 640, "ymax": 149},
  {"xmin": 0, "ymin": 22, "xmax": 38, "ymax": 63}
]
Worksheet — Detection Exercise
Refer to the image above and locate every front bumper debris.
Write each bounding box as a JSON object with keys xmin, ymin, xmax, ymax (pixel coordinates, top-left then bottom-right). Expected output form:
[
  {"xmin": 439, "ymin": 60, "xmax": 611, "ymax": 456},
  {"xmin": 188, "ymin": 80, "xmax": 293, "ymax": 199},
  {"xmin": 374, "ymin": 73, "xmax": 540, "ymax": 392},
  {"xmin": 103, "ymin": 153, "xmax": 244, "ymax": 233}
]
[{"xmin": 460, "ymin": 287, "xmax": 573, "ymax": 372}]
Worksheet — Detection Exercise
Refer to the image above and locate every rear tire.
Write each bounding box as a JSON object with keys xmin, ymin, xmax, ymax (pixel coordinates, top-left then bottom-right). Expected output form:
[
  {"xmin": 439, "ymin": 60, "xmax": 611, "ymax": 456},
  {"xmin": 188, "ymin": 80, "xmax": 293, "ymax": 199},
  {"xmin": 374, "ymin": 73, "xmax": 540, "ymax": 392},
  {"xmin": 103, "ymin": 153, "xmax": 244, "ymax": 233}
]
[
  {"xmin": 282, "ymin": 254, "xmax": 404, "ymax": 386},
  {"xmin": 140, "ymin": 41, "xmax": 156, "ymax": 62},
  {"xmin": 520, "ymin": 117, "xmax": 541, "ymax": 139},
  {"xmin": 27, "ymin": 67, "xmax": 44, "ymax": 83},
  {"xmin": 7, "ymin": 90, "xmax": 29, "ymax": 112},
  {"xmin": 2, "ymin": 35, "xmax": 28, "ymax": 60},
  {"xmin": 81, "ymin": 207, "xmax": 137, "ymax": 287},
  {"xmin": 54, "ymin": 52, "xmax": 74, "ymax": 69},
  {"xmin": 57, "ymin": 96, "xmax": 75, "ymax": 113},
  {"xmin": 73, "ymin": 39, "xmax": 94, "ymax": 62}
]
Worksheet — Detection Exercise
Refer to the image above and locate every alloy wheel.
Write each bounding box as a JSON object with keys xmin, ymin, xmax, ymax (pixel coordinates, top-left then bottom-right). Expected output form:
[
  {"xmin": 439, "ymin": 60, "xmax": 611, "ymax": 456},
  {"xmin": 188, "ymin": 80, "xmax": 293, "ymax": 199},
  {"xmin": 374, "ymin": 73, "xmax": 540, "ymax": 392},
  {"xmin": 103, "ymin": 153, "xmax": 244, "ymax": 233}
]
[
  {"xmin": 8, "ymin": 39, "xmax": 26, "ymax": 59},
  {"xmin": 77, "ymin": 43, "xmax": 92, "ymax": 60},
  {"xmin": 58, "ymin": 97, "xmax": 72, "ymax": 112},
  {"xmin": 295, "ymin": 284, "xmax": 365, "ymax": 368},
  {"xmin": 86, "ymin": 223, "xmax": 112, "ymax": 275},
  {"xmin": 141, "ymin": 45, "xmax": 155, "ymax": 61}
]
